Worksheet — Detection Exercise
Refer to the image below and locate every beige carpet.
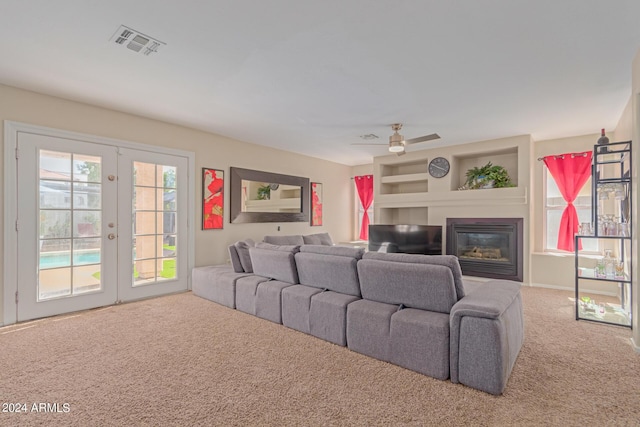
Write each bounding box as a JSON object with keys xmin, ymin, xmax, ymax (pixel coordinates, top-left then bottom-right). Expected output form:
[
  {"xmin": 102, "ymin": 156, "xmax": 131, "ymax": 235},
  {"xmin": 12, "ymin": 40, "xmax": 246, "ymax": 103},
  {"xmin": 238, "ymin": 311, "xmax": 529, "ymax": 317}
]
[{"xmin": 1, "ymin": 286, "xmax": 638, "ymax": 426}]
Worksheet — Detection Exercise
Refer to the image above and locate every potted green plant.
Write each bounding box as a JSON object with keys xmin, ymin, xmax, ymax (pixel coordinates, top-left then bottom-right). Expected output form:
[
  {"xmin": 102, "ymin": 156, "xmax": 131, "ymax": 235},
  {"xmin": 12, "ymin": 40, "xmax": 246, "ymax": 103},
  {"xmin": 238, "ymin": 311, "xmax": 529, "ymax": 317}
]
[
  {"xmin": 257, "ymin": 184, "xmax": 271, "ymax": 200},
  {"xmin": 464, "ymin": 162, "xmax": 514, "ymax": 189}
]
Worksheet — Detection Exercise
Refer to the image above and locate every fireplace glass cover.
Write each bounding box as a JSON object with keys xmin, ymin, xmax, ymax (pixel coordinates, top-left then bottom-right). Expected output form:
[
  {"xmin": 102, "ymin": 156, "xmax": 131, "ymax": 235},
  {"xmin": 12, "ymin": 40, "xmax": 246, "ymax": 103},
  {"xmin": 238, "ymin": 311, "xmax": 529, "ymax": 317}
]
[
  {"xmin": 456, "ymin": 231, "xmax": 511, "ymax": 263},
  {"xmin": 446, "ymin": 218, "xmax": 523, "ymax": 282}
]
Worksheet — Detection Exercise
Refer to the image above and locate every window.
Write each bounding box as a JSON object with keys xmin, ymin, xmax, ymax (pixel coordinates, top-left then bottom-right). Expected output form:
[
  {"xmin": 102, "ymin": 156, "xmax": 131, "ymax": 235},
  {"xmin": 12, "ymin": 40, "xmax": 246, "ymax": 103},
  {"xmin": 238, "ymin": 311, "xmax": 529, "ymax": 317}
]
[{"xmin": 544, "ymin": 169, "xmax": 597, "ymax": 252}]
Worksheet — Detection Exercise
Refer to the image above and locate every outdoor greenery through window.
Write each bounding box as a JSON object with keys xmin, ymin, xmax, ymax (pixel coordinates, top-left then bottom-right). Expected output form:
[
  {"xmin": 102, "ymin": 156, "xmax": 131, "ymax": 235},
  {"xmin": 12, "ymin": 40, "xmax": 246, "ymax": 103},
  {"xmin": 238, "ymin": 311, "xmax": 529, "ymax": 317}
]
[{"xmin": 544, "ymin": 169, "xmax": 597, "ymax": 252}]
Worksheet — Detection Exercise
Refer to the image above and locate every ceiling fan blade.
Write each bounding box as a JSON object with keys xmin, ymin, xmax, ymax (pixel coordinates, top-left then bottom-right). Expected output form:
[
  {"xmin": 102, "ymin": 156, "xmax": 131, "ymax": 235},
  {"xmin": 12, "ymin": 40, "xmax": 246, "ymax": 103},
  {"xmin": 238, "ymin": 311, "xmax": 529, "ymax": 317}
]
[
  {"xmin": 351, "ymin": 143, "xmax": 388, "ymax": 146},
  {"xmin": 405, "ymin": 133, "xmax": 440, "ymax": 145},
  {"xmin": 396, "ymin": 150, "xmax": 406, "ymax": 156}
]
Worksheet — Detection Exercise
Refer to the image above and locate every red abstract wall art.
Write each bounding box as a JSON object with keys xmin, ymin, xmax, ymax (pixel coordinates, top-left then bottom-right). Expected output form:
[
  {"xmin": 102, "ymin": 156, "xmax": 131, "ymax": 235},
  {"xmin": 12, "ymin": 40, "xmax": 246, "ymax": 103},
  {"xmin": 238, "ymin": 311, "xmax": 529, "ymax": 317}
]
[
  {"xmin": 202, "ymin": 168, "xmax": 224, "ymax": 229},
  {"xmin": 311, "ymin": 182, "xmax": 323, "ymax": 226}
]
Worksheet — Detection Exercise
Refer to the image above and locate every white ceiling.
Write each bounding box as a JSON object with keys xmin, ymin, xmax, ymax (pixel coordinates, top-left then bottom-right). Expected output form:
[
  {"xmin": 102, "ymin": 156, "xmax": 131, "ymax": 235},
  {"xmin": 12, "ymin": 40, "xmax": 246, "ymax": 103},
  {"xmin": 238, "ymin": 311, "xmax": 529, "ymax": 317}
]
[{"xmin": 2, "ymin": 1, "xmax": 640, "ymax": 166}]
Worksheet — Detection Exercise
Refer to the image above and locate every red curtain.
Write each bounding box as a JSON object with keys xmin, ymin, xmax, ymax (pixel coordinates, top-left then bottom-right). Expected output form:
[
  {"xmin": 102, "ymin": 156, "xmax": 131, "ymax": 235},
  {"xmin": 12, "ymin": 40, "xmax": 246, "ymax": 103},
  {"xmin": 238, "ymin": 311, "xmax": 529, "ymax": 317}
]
[
  {"xmin": 543, "ymin": 151, "xmax": 593, "ymax": 251},
  {"xmin": 354, "ymin": 175, "xmax": 374, "ymax": 240}
]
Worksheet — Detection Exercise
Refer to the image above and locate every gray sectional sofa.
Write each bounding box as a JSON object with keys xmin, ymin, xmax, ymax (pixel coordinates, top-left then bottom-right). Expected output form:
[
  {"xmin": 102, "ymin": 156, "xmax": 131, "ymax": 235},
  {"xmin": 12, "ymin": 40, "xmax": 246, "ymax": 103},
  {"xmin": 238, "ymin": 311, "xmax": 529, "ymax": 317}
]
[{"xmin": 192, "ymin": 236, "xmax": 524, "ymax": 395}]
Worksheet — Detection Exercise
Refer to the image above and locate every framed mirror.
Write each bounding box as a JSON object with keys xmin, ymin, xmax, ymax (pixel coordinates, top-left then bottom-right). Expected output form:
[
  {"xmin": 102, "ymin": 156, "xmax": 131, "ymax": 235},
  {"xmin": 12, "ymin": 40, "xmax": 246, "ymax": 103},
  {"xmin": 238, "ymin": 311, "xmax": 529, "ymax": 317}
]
[{"xmin": 230, "ymin": 167, "xmax": 310, "ymax": 223}]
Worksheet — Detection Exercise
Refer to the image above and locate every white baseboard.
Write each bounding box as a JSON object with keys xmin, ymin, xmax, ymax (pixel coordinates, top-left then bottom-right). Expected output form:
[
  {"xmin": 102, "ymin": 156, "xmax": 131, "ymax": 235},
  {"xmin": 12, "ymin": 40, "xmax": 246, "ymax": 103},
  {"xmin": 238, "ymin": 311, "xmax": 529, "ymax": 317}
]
[
  {"xmin": 631, "ymin": 337, "xmax": 640, "ymax": 353},
  {"xmin": 527, "ymin": 282, "xmax": 574, "ymax": 292}
]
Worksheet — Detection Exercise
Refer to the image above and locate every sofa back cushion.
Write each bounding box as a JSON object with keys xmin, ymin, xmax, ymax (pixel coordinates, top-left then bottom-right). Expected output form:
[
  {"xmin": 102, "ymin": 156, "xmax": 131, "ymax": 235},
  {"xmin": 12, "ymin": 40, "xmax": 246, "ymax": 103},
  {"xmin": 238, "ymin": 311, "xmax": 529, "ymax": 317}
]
[
  {"xmin": 228, "ymin": 245, "xmax": 244, "ymax": 273},
  {"xmin": 362, "ymin": 253, "xmax": 465, "ymax": 300},
  {"xmin": 302, "ymin": 232, "xmax": 334, "ymax": 246},
  {"xmin": 249, "ymin": 242, "xmax": 300, "ymax": 284},
  {"xmin": 357, "ymin": 253, "xmax": 462, "ymax": 314},
  {"xmin": 233, "ymin": 239, "xmax": 255, "ymax": 273},
  {"xmin": 295, "ymin": 245, "xmax": 364, "ymax": 296},
  {"xmin": 263, "ymin": 235, "xmax": 305, "ymax": 245}
]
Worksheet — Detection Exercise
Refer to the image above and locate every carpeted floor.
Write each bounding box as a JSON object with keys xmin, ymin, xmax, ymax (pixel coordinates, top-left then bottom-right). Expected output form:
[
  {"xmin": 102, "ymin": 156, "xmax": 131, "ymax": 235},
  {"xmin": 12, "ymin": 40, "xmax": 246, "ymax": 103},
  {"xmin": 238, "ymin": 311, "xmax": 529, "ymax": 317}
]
[{"xmin": 0, "ymin": 286, "xmax": 638, "ymax": 426}]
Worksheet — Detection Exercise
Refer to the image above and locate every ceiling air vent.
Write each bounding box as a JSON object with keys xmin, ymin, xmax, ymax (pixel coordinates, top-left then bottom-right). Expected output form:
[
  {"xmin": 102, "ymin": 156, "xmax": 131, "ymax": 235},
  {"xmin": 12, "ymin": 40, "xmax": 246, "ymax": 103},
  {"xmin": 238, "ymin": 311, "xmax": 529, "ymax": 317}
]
[{"xmin": 110, "ymin": 25, "xmax": 165, "ymax": 56}]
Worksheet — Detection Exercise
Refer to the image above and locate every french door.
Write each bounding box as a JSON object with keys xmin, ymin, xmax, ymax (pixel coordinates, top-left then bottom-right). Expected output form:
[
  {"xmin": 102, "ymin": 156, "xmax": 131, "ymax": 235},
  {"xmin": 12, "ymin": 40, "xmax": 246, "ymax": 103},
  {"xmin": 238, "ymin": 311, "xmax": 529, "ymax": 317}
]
[{"xmin": 14, "ymin": 130, "xmax": 189, "ymax": 322}]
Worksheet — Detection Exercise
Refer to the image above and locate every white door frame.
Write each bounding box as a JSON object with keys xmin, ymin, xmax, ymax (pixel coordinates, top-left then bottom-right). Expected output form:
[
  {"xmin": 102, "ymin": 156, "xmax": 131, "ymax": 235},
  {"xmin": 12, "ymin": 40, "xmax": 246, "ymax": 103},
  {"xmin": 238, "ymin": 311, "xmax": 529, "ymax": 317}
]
[{"xmin": 3, "ymin": 121, "xmax": 195, "ymax": 325}]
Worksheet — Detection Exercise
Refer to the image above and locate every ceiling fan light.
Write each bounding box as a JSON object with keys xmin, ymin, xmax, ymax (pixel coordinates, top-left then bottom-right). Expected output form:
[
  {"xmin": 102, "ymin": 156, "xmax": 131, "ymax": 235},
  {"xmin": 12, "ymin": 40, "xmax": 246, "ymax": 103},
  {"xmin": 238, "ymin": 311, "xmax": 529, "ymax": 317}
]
[{"xmin": 389, "ymin": 143, "xmax": 404, "ymax": 153}]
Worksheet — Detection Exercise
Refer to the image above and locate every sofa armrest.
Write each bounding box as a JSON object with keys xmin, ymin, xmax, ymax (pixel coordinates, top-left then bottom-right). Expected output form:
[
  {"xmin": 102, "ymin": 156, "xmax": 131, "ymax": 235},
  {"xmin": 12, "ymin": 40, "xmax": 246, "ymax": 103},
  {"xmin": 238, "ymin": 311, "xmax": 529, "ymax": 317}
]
[
  {"xmin": 451, "ymin": 280, "xmax": 521, "ymax": 320},
  {"xmin": 450, "ymin": 280, "xmax": 524, "ymax": 395}
]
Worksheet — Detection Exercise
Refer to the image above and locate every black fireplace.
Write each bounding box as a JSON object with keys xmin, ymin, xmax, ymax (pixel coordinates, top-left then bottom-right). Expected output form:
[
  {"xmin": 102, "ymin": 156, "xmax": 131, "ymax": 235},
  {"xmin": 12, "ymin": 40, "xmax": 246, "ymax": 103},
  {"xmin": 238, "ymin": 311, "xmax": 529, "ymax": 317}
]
[{"xmin": 446, "ymin": 218, "xmax": 523, "ymax": 282}]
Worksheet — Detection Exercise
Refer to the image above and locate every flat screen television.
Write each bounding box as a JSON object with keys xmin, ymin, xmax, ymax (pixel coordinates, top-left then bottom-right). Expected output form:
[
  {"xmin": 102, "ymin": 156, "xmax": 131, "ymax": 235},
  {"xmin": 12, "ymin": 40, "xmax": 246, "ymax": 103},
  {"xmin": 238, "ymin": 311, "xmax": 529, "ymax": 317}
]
[{"xmin": 368, "ymin": 224, "xmax": 443, "ymax": 255}]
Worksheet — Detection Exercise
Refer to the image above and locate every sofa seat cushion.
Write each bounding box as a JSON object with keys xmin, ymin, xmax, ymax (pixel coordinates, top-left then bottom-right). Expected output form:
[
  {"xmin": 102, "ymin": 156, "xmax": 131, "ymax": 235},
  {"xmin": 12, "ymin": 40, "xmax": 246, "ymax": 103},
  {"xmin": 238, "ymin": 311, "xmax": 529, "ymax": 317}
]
[
  {"xmin": 362, "ymin": 252, "xmax": 465, "ymax": 300},
  {"xmin": 309, "ymin": 291, "xmax": 360, "ymax": 346},
  {"xmin": 346, "ymin": 299, "xmax": 397, "ymax": 361},
  {"xmin": 281, "ymin": 285, "xmax": 325, "ymax": 334},
  {"xmin": 192, "ymin": 265, "xmax": 251, "ymax": 309},
  {"xmin": 235, "ymin": 275, "xmax": 270, "ymax": 315},
  {"xmin": 255, "ymin": 280, "xmax": 295, "ymax": 324},
  {"xmin": 357, "ymin": 258, "xmax": 458, "ymax": 314},
  {"xmin": 390, "ymin": 308, "xmax": 450, "ymax": 380},
  {"xmin": 295, "ymin": 245, "xmax": 364, "ymax": 297}
]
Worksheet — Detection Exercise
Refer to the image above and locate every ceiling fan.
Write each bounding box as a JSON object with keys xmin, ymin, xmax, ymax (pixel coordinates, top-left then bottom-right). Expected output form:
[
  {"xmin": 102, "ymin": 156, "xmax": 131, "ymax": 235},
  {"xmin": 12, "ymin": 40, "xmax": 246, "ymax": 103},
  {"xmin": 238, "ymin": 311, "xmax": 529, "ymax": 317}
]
[{"xmin": 354, "ymin": 123, "xmax": 440, "ymax": 156}]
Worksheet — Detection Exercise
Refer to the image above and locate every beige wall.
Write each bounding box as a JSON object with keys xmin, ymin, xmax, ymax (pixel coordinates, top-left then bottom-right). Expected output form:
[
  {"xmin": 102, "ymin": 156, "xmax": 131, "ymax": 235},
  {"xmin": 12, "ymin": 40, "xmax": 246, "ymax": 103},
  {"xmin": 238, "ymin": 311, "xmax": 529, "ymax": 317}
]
[{"xmin": 0, "ymin": 84, "xmax": 354, "ymax": 324}]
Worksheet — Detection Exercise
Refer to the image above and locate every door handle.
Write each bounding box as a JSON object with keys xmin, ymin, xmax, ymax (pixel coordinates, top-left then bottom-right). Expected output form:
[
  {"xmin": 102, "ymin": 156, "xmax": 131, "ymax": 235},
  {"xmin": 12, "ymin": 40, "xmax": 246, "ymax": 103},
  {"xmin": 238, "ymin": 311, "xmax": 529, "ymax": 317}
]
[{"xmin": 108, "ymin": 233, "xmax": 116, "ymax": 240}]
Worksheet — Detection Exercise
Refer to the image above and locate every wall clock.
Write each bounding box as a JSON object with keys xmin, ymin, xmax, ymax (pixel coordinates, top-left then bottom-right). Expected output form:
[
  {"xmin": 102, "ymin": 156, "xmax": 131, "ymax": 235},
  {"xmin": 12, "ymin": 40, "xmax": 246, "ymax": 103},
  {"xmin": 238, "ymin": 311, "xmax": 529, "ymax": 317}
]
[{"xmin": 428, "ymin": 157, "xmax": 450, "ymax": 178}]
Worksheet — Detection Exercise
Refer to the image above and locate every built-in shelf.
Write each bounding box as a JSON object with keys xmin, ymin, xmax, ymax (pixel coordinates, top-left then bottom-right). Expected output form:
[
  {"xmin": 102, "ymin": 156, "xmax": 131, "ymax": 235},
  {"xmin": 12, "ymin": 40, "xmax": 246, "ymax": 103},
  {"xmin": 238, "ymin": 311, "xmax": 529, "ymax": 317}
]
[
  {"xmin": 373, "ymin": 139, "xmax": 525, "ymax": 229},
  {"xmin": 380, "ymin": 172, "xmax": 429, "ymax": 184},
  {"xmin": 376, "ymin": 186, "xmax": 528, "ymax": 207}
]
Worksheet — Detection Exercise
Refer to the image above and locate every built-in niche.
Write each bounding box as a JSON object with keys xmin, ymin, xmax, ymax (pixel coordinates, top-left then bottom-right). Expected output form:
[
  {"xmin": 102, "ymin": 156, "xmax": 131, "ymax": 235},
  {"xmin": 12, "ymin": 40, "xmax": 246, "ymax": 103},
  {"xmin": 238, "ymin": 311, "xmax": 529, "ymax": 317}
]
[
  {"xmin": 452, "ymin": 147, "xmax": 518, "ymax": 190},
  {"xmin": 230, "ymin": 167, "xmax": 310, "ymax": 223}
]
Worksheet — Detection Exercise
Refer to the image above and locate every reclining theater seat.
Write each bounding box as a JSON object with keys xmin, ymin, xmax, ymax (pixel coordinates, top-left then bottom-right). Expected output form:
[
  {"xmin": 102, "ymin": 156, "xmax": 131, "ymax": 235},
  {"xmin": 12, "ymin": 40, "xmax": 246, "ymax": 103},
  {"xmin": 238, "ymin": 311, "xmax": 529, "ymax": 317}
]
[
  {"xmin": 235, "ymin": 243, "xmax": 300, "ymax": 324},
  {"xmin": 349, "ymin": 252, "xmax": 524, "ymax": 395},
  {"xmin": 349, "ymin": 252, "xmax": 462, "ymax": 380},
  {"xmin": 282, "ymin": 245, "xmax": 364, "ymax": 346}
]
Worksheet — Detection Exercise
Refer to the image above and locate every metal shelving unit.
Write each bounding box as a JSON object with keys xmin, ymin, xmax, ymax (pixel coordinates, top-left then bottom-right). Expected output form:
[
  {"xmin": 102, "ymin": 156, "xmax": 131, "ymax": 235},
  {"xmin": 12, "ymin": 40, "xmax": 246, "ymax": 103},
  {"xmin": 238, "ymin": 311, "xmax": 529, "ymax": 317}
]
[{"xmin": 575, "ymin": 141, "xmax": 632, "ymax": 328}]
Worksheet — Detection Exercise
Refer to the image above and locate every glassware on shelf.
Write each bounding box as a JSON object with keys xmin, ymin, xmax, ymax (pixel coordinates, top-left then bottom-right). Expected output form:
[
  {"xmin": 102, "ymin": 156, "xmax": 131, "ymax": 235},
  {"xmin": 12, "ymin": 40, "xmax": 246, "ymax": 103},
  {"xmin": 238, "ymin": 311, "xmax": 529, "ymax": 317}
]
[
  {"xmin": 579, "ymin": 222, "xmax": 593, "ymax": 235},
  {"xmin": 618, "ymin": 222, "xmax": 630, "ymax": 237},
  {"xmin": 615, "ymin": 261, "xmax": 626, "ymax": 280},
  {"xmin": 594, "ymin": 260, "xmax": 606, "ymax": 279},
  {"xmin": 603, "ymin": 250, "xmax": 616, "ymax": 279}
]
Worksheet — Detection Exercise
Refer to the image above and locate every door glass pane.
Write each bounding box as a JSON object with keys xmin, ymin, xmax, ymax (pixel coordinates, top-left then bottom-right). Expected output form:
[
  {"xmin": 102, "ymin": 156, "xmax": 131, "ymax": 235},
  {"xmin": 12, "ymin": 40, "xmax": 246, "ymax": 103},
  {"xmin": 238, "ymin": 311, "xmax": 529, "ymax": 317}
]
[
  {"xmin": 39, "ymin": 268, "xmax": 71, "ymax": 300},
  {"xmin": 40, "ymin": 211, "xmax": 72, "ymax": 239},
  {"xmin": 40, "ymin": 239, "xmax": 71, "ymax": 269},
  {"xmin": 73, "ymin": 211, "xmax": 101, "ymax": 237},
  {"xmin": 38, "ymin": 149, "xmax": 103, "ymax": 301},
  {"xmin": 134, "ymin": 187, "xmax": 157, "ymax": 211},
  {"xmin": 159, "ymin": 258, "xmax": 176, "ymax": 279},
  {"xmin": 40, "ymin": 180, "xmax": 71, "ymax": 209},
  {"xmin": 40, "ymin": 150, "xmax": 71, "ymax": 178},
  {"xmin": 73, "ymin": 238, "xmax": 101, "ymax": 265},
  {"xmin": 72, "ymin": 265, "xmax": 101, "ymax": 295},
  {"xmin": 73, "ymin": 154, "xmax": 101, "ymax": 183},
  {"xmin": 132, "ymin": 161, "xmax": 178, "ymax": 287},
  {"xmin": 73, "ymin": 182, "xmax": 101, "ymax": 209}
]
